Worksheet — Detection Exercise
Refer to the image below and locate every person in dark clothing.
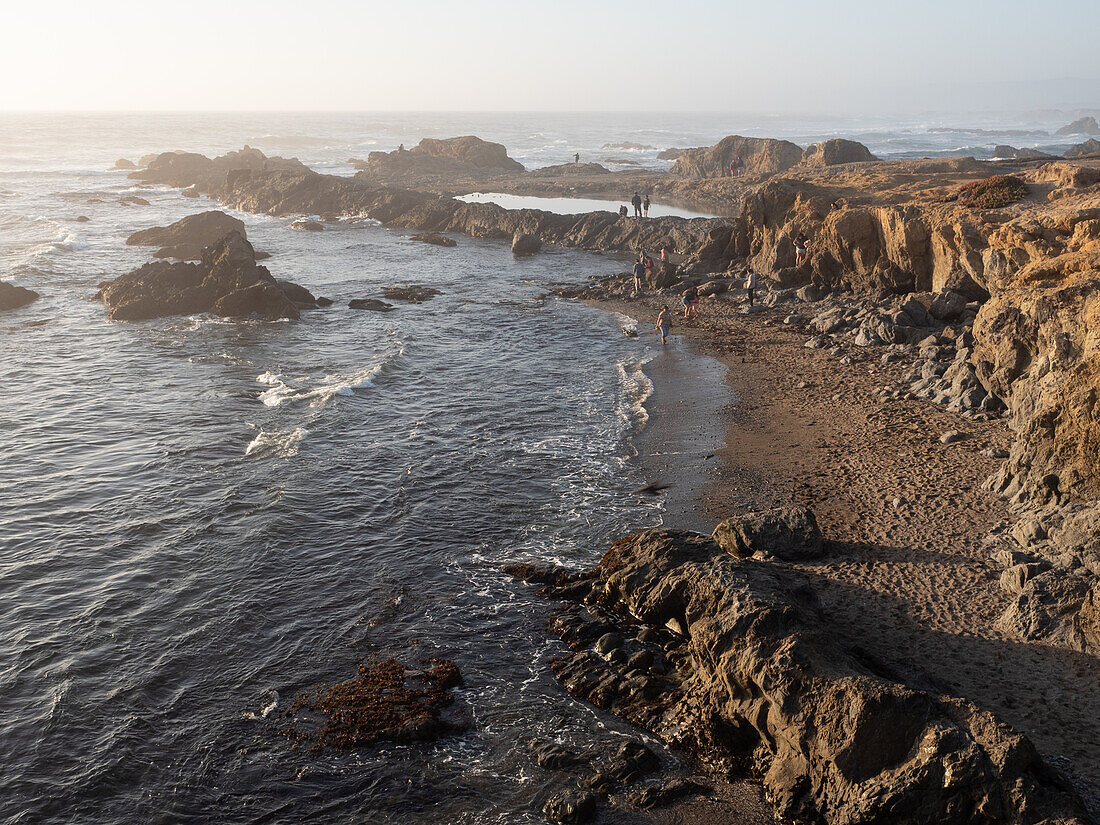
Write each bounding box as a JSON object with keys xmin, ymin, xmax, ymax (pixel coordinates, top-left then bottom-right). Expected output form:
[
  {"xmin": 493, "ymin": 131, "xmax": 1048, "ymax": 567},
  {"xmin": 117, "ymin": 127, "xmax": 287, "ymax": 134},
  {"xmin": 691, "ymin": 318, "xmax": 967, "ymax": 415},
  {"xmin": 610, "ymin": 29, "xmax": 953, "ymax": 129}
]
[
  {"xmin": 574, "ymin": 152, "xmax": 580, "ymax": 163},
  {"xmin": 619, "ymin": 204, "xmax": 629, "ymax": 217},
  {"xmin": 631, "ymin": 192, "xmax": 643, "ymax": 217},
  {"xmin": 794, "ymin": 232, "xmax": 809, "ymax": 266},
  {"xmin": 632, "ymin": 257, "xmax": 646, "ymax": 295}
]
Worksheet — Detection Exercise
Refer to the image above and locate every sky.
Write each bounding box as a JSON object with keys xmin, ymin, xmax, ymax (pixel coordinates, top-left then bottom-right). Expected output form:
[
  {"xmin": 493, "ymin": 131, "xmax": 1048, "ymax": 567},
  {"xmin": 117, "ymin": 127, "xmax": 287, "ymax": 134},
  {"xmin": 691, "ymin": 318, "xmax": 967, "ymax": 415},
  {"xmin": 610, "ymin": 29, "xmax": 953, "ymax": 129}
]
[{"xmin": 1, "ymin": 0, "xmax": 1098, "ymax": 114}]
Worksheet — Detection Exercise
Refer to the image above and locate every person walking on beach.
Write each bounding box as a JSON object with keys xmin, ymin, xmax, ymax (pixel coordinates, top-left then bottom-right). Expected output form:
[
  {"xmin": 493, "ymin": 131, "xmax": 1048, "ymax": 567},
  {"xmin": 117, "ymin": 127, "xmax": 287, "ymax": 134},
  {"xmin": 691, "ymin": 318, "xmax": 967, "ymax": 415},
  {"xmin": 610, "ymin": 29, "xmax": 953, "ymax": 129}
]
[
  {"xmin": 631, "ymin": 191, "xmax": 643, "ymax": 217},
  {"xmin": 682, "ymin": 285, "xmax": 699, "ymax": 319},
  {"xmin": 632, "ymin": 256, "xmax": 646, "ymax": 296},
  {"xmin": 655, "ymin": 306, "xmax": 673, "ymax": 345},
  {"xmin": 794, "ymin": 232, "xmax": 809, "ymax": 266},
  {"xmin": 643, "ymin": 194, "xmax": 651, "ymax": 217},
  {"xmin": 745, "ymin": 268, "xmax": 758, "ymax": 306}
]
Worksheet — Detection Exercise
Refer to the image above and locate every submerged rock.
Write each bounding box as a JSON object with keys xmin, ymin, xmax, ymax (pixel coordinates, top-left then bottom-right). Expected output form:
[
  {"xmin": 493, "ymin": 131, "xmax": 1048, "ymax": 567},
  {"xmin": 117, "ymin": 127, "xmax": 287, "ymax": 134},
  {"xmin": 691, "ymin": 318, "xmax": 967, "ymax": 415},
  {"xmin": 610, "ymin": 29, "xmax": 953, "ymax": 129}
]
[
  {"xmin": 289, "ymin": 218, "xmax": 323, "ymax": 231},
  {"xmin": 348, "ymin": 298, "xmax": 393, "ymax": 312},
  {"xmin": 410, "ymin": 232, "xmax": 457, "ymax": 247},
  {"xmin": 382, "ymin": 285, "xmax": 440, "ymax": 303}
]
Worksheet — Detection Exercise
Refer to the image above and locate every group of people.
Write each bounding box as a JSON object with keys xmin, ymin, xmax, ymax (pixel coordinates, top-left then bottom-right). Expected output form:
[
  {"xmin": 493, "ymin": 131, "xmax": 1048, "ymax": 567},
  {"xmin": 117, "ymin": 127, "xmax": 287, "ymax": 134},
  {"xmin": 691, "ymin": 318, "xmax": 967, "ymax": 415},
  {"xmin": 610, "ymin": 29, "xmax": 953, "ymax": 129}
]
[
  {"xmin": 652, "ymin": 268, "xmax": 760, "ymax": 345},
  {"xmin": 726, "ymin": 156, "xmax": 746, "ymax": 177},
  {"xmin": 629, "ymin": 191, "xmax": 651, "ymax": 217}
]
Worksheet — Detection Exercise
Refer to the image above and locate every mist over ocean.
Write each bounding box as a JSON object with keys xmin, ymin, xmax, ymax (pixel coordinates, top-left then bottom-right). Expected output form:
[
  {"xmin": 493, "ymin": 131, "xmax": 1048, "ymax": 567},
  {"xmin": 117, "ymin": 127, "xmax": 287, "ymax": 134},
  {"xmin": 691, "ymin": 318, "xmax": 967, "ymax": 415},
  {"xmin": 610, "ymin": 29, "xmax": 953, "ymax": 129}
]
[{"xmin": 0, "ymin": 110, "xmax": 1090, "ymax": 823}]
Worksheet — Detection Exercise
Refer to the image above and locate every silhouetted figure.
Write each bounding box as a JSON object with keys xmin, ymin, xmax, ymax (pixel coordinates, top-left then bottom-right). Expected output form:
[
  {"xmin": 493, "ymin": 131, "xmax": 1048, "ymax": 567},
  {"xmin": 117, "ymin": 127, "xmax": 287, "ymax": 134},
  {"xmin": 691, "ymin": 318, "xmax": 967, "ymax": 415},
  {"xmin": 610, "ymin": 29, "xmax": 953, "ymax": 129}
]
[
  {"xmin": 643, "ymin": 194, "xmax": 651, "ymax": 217},
  {"xmin": 574, "ymin": 152, "xmax": 580, "ymax": 163},
  {"xmin": 745, "ymin": 269, "xmax": 758, "ymax": 306},
  {"xmin": 631, "ymin": 192, "xmax": 642, "ymax": 217},
  {"xmin": 398, "ymin": 143, "xmax": 405, "ymax": 152}
]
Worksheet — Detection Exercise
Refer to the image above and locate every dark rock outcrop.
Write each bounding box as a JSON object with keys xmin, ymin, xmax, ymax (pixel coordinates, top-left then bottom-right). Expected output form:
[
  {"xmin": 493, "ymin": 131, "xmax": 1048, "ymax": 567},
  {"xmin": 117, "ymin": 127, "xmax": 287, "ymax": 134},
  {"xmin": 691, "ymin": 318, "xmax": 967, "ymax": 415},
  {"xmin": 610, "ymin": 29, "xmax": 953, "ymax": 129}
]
[
  {"xmin": 348, "ymin": 298, "xmax": 393, "ymax": 312},
  {"xmin": 410, "ymin": 232, "xmax": 457, "ymax": 247},
  {"xmin": 993, "ymin": 145, "xmax": 1055, "ymax": 160},
  {"xmin": 511, "ymin": 232, "xmax": 542, "ymax": 255},
  {"xmin": 127, "ymin": 211, "xmax": 246, "ymax": 262},
  {"xmin": 657, "ymin": 148, "xmax": 686, "ymax": 161},
  {"xmin": 100, "ymin": 232, "xmax": 302, "ymax": 321},
  {"xmin": 513, "ymin": 529, "xmax": 1089, "ymax": 825},
  {"xmin": 800, "ymin": 139, "xmax": 877, "ymax": 167},
  {"xmin": 1064, "ymin": 139, "xmax": 1100, "ymax": 159},
  {"xmin": 1056, "ymin": 116, "xmax": 1100, "ymax": 136},
  {"xmin": 672, "ymin": 135, "xmax": 804, "ymax": 178},
  {"xmin": 382, "ymin": 285, "xmax": 440, "ymax": 303},
  {"xmin": 0, "ymin": 281, "xmax": 40, "ymax": 311},
  {"xmin": 289, "ymin": 218, "xmax": 323, "ymax": 231},
  {"xmin": 359, "ymin": 136, "xmax": 524, "ymax": 178}
]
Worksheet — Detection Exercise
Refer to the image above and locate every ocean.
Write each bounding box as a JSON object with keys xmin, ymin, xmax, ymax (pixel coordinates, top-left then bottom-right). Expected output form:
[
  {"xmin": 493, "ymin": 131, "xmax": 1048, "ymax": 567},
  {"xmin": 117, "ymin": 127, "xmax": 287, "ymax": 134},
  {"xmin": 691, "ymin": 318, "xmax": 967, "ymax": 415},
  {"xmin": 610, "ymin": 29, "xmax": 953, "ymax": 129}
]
[{"xmin": 0, "ymin": 110, "xmax": 1080, "ymax": 823}]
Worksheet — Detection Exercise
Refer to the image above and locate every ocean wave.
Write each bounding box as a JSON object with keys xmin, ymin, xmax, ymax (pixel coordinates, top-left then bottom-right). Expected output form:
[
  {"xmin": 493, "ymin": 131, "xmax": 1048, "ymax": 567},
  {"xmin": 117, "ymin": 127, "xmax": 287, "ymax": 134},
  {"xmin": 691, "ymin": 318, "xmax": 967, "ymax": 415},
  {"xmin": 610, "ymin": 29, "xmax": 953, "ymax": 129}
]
[
  {"xmin": 615, "ymin": 357, "xmax": 654, "ymax": 434},
  {"xmin": 255, "ymin": 346, "xmax": 403, "ymax": 408},
  {"xmin": 245, "ymin": 428, "xmax": 306, "ymax": 458}
]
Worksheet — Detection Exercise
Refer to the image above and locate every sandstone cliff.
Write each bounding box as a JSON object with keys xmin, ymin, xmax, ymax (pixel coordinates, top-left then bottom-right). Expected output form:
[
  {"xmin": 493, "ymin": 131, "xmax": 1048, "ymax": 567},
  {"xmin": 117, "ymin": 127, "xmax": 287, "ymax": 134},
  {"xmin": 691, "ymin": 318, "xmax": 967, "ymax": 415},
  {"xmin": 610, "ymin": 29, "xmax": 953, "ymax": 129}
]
[{"xmin": 671, "ymin": 135, "xmax": 804, "ymax": 177}]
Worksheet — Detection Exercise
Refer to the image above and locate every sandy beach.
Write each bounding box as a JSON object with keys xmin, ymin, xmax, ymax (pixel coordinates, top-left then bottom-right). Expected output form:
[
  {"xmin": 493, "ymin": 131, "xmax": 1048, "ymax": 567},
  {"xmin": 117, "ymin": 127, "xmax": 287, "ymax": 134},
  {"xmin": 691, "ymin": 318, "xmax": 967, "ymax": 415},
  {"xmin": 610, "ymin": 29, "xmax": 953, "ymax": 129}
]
[{"xmin": 588, "ymin": 286, "xmax": 1100, "ymax": 812}]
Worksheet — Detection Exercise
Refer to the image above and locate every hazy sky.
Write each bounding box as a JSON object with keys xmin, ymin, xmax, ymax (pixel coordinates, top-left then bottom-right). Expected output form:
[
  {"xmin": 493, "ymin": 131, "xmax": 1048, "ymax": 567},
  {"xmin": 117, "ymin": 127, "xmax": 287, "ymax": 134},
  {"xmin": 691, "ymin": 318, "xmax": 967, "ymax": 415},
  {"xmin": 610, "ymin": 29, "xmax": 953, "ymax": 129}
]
[{"xmin": 2, "ymin": 0, "xmax": 1097, "ymax": 113}]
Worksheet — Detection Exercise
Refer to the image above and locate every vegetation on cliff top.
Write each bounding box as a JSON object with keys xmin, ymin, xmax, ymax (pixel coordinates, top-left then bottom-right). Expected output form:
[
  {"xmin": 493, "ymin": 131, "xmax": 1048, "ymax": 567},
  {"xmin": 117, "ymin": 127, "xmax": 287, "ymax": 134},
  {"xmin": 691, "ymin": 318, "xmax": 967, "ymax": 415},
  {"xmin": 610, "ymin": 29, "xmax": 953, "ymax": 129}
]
[{"xmin": 951, "ymin": 175, "xmax": 1029, "ymax": 209}]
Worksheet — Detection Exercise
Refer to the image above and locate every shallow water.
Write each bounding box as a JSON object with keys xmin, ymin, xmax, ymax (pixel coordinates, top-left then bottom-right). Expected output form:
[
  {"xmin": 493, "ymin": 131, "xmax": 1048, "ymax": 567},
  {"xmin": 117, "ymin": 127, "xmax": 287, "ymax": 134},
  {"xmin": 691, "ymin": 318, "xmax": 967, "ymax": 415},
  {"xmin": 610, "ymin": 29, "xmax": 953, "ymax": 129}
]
[{"xmin": 456, "ymin": 192, "xmax": 718, "ymax": 219}]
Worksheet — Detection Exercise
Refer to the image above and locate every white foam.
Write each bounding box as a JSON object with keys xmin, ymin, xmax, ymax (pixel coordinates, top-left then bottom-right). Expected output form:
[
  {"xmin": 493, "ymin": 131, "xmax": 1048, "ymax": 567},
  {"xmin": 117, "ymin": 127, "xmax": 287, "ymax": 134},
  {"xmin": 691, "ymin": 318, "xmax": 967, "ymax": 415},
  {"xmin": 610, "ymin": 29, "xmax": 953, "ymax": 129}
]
[
  {"xmin": 615, "ymin": 358, "xmax": 654, "ymax": 433},
  {"xmin": 254, "ymin": 347, "xmax": 403, "ymax": 408},
  {"xmin": 245, "ymin": 427, "xmax": 307, "ymax": 458}
]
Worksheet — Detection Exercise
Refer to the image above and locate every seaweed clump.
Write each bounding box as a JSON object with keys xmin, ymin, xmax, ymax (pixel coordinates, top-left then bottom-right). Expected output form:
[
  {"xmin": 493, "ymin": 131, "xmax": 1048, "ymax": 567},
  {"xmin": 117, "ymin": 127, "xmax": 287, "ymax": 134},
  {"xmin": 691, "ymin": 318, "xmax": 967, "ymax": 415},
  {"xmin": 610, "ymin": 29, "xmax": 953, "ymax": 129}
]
[
  {"xmin": 286, "ymin": 657, "xmax": 464, "ymax": 752},
  {"xmin": 950, "ymin": 175, "xmax": 1029, "ymax": 209}
]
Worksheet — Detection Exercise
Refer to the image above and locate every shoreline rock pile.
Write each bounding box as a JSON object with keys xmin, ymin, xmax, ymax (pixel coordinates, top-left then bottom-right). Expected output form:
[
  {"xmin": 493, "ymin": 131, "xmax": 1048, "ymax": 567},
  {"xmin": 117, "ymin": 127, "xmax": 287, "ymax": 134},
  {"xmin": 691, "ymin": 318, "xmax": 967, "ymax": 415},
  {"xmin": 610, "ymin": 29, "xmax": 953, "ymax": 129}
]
[{"xmin": 509, "ymin": 526, "xmax": 1088, "ymax": 825}]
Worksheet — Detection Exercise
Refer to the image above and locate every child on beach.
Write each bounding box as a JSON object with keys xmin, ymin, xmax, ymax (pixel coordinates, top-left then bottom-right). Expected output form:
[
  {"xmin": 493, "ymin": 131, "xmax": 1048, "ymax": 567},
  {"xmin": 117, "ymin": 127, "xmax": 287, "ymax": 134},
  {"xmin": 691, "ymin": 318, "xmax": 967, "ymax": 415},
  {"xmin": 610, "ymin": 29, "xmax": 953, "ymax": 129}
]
[
  {"xmin": 682, "ymin": 285, "xmax": 699, "ymax": 319},
  {"xmin": 794, "ymin": 232, "xmax": 809, "ymax": 266},
  {"xmin": 643, "ymin": 194, "xmax": 650, "ymax": 217},
  {"xmin": 655, "ymin": 307, "xmax": 672, "ymax": 344}
]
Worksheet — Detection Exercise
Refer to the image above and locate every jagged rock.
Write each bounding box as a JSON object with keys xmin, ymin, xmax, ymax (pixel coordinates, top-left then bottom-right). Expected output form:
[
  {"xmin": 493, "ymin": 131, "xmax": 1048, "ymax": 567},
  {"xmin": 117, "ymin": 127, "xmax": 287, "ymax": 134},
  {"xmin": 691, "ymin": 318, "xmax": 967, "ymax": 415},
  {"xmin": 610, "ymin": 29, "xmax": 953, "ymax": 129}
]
[
  {"xmin": 1056, "ymin": 116, "xmax": 1100, "ymax": 136},
  {"xmin": 531, "ymin": 741, "xmax": 589, "ymax": 770},
  {"xmin": 512, "ymin": 232, "xmax": 542, "ymax": 255},
  {"xmin": 993, "ymin": 145, "xmax": 1054, "ymax": 160},
  {"xmin": 0, "ymin": 281, "xmax": 40, "ymax": 311},
  {"xmin": 800, "ymin": 139, "xmax": 876, "ymax": 167},
  {"xmin": 289, "ymin": 218, "xmax": 323, "ymax": 231},
  {"xmin": 712, "ymin": 506, "xmax": 824, "ymax": 561},
  {"xmin": 1063, "ymin": 138, "xmax": 1100, "ymax": 159},
  {"xmin": 542, "ymin": 791, "xmax": 597, "ymax": 824},
  {"xmin": 348, "ymin": 298, "xmax": 393, "ymax": 312},
  {"xmin": 275, "ymin": 280, "xmax": 316, "ymax": 307},
  {"xmin": 672, "ymin": 135, "xmax": 804, "ymax": 177},
  {"xmin": 547, "ymin": 529, "xmax": 1091, "ymax": 825},
  {"xmin": 181, "ymin": 186, "xmax": 200, "ymax": 198},
  {"xmin": 100, "ymin": 232, "xmax": 300, "ymax": 322},
  {"xmin": 628, "ymin": 778, "xmax": 704, "ymax": 810},
  {"xmin": 656, "ymin": 147, "xmax": 685, "ymax": 161},
  {"xmin": 113, "ymin": 158, "xmax": 137, "ymax": 170},
  {"xmin": 929, "ymin": 290, "xmax": 967, "ymax": 321},
  {"xmin": 126, "ymin": 211, "xmax": 245, "ymax": 258},
  {"xmin": 359, "ymin": 136, "xmax": 525, "ymax": 178},
  {"xmin": 410, "ymin": 232, "xmax": 457, "ymax": 247},
  {"xmin": 119, "ymin": 195, "xmax": 150, "ymax": 206}
]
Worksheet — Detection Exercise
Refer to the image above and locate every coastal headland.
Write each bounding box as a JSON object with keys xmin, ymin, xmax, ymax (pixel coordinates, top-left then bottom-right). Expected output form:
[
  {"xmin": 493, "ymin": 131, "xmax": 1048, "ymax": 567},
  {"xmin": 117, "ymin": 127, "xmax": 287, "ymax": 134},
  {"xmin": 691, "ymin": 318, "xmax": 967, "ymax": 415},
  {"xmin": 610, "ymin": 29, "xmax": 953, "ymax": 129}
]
[{"xmin": 110, "ymin": 133, "xmax": 1100, "ymax": 824}]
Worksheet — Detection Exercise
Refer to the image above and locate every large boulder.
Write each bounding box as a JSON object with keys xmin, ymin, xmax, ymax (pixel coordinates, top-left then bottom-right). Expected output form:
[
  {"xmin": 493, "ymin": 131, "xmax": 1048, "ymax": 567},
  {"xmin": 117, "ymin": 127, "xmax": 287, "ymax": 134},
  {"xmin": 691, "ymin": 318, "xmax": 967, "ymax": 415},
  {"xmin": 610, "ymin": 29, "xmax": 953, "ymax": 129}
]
[
  {"xmin": 671, "ymin": 135, "xmax": 803, "ymax": 178},
  {"xmin": 1055, "ymin": 116, "xmax": 1100, "ymax": 136},
  {"xmin": 511, "ymin": 232, "xmax": 542, "ymax": 255},
  {"xmin": 100, "ymin": 232, "xmax": 301, "ymax": 321},
  {"xmin": 800, "ymin": 139, "xmax": 877, "ymax": 167},
  {"xmin": 411, "ymin": 136, "xmax": 524, "ymax": 171},
  {"xmin": 712, "ymin": 505, "xmax": 824, "ymax": 560},
  {"xmin": 126, "ymin": 211, "xmax": 246, "ymax": 262},
  {"xmin": 0, "ymin": 281, "xmax": 40, "ymax": 311}
]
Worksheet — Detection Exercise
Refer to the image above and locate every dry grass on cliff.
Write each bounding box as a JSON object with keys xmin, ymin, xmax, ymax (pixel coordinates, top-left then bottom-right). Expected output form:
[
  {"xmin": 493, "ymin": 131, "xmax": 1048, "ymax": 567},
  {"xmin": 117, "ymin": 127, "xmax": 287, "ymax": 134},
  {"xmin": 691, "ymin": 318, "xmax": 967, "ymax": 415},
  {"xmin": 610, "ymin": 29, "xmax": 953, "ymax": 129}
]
[{"xmin": 950, "ymin": 175, "xmax": 1030, "ymax": 209}]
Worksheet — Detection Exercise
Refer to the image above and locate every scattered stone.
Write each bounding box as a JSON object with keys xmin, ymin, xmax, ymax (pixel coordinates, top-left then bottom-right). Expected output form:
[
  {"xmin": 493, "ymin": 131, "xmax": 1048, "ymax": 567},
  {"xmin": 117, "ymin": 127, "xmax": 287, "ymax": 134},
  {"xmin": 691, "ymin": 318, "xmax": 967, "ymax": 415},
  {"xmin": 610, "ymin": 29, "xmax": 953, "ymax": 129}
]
[
  {"xmin": 940, "ymin": 430, "xmax": 965, "ymax": 444},
  {"xmin": 382, "ymin": 285, "xmax": 441, "ymax": 303},
  {"xmin": 804, "ymin": 334, "xmax": 828, "ymax": 349},
  {"xmin": 531, "ymin": 741, "xmax": 589, "ymax": 770},
  {"xmin": 594, "ymin": 632, "xmax": 623, "ymax": 656},
  {"xmin": 982, "ymin": 447, "xmax": 1010, "ymax": 459},
  {"xmin": 542, "ymin": 791, "xmax": 597, "ymax": 824},
  {"xmin": 629, "ymin": 778, "xmax": 705, "ymax": 810}
]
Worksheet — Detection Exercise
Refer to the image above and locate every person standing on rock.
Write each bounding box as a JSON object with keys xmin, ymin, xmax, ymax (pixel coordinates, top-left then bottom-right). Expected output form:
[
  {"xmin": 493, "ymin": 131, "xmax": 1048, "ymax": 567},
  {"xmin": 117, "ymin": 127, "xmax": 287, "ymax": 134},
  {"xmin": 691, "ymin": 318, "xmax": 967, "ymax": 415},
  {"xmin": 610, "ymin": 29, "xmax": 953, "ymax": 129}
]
[
  {"xmin": 574, "ymin": 152, "xmax": 580, "ymax": 164},
  {"xmin": 794, "ymin": 232, "xmax": 809, "ymax": 266},
  {"xmin": 728, "ymin": 159, "xmax": 735, "ymax": 177},
  {"xmin": 631, "ymin": 192, "xmax": 643, "ymax": 217},
  {"xmin": 655, "ymin": 306, "xmax": 673, "ymax": 345},
  {"xmin": 632, "ymin": 256, "xmax": 646, "ymax": 296},
  {"xmin": 745, "ymin": 268, "xmax": 758, "ymax": 306},
  {"xmin": 643, "ymin": 194, "xmax": 651, "ymax": 217}
]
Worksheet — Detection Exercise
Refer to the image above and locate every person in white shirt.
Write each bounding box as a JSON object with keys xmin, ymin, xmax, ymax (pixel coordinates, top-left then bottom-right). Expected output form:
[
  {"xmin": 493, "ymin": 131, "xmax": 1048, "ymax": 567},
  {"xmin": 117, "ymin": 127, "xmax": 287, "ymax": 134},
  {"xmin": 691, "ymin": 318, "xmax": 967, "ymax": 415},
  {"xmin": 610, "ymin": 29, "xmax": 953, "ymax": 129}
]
[{"xmin": 745, "ymin": 269, "xmax": 758, "ymax": 306}]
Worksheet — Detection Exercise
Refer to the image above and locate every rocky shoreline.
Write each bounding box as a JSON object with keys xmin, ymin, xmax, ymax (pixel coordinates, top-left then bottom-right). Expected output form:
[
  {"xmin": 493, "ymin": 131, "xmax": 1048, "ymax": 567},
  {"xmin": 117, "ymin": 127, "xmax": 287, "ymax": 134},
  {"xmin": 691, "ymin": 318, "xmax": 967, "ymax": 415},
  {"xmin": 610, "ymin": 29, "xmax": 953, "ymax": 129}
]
[{"xmin": 108, "ymin": 134, "xmax": 1100, "ymax": 823}]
